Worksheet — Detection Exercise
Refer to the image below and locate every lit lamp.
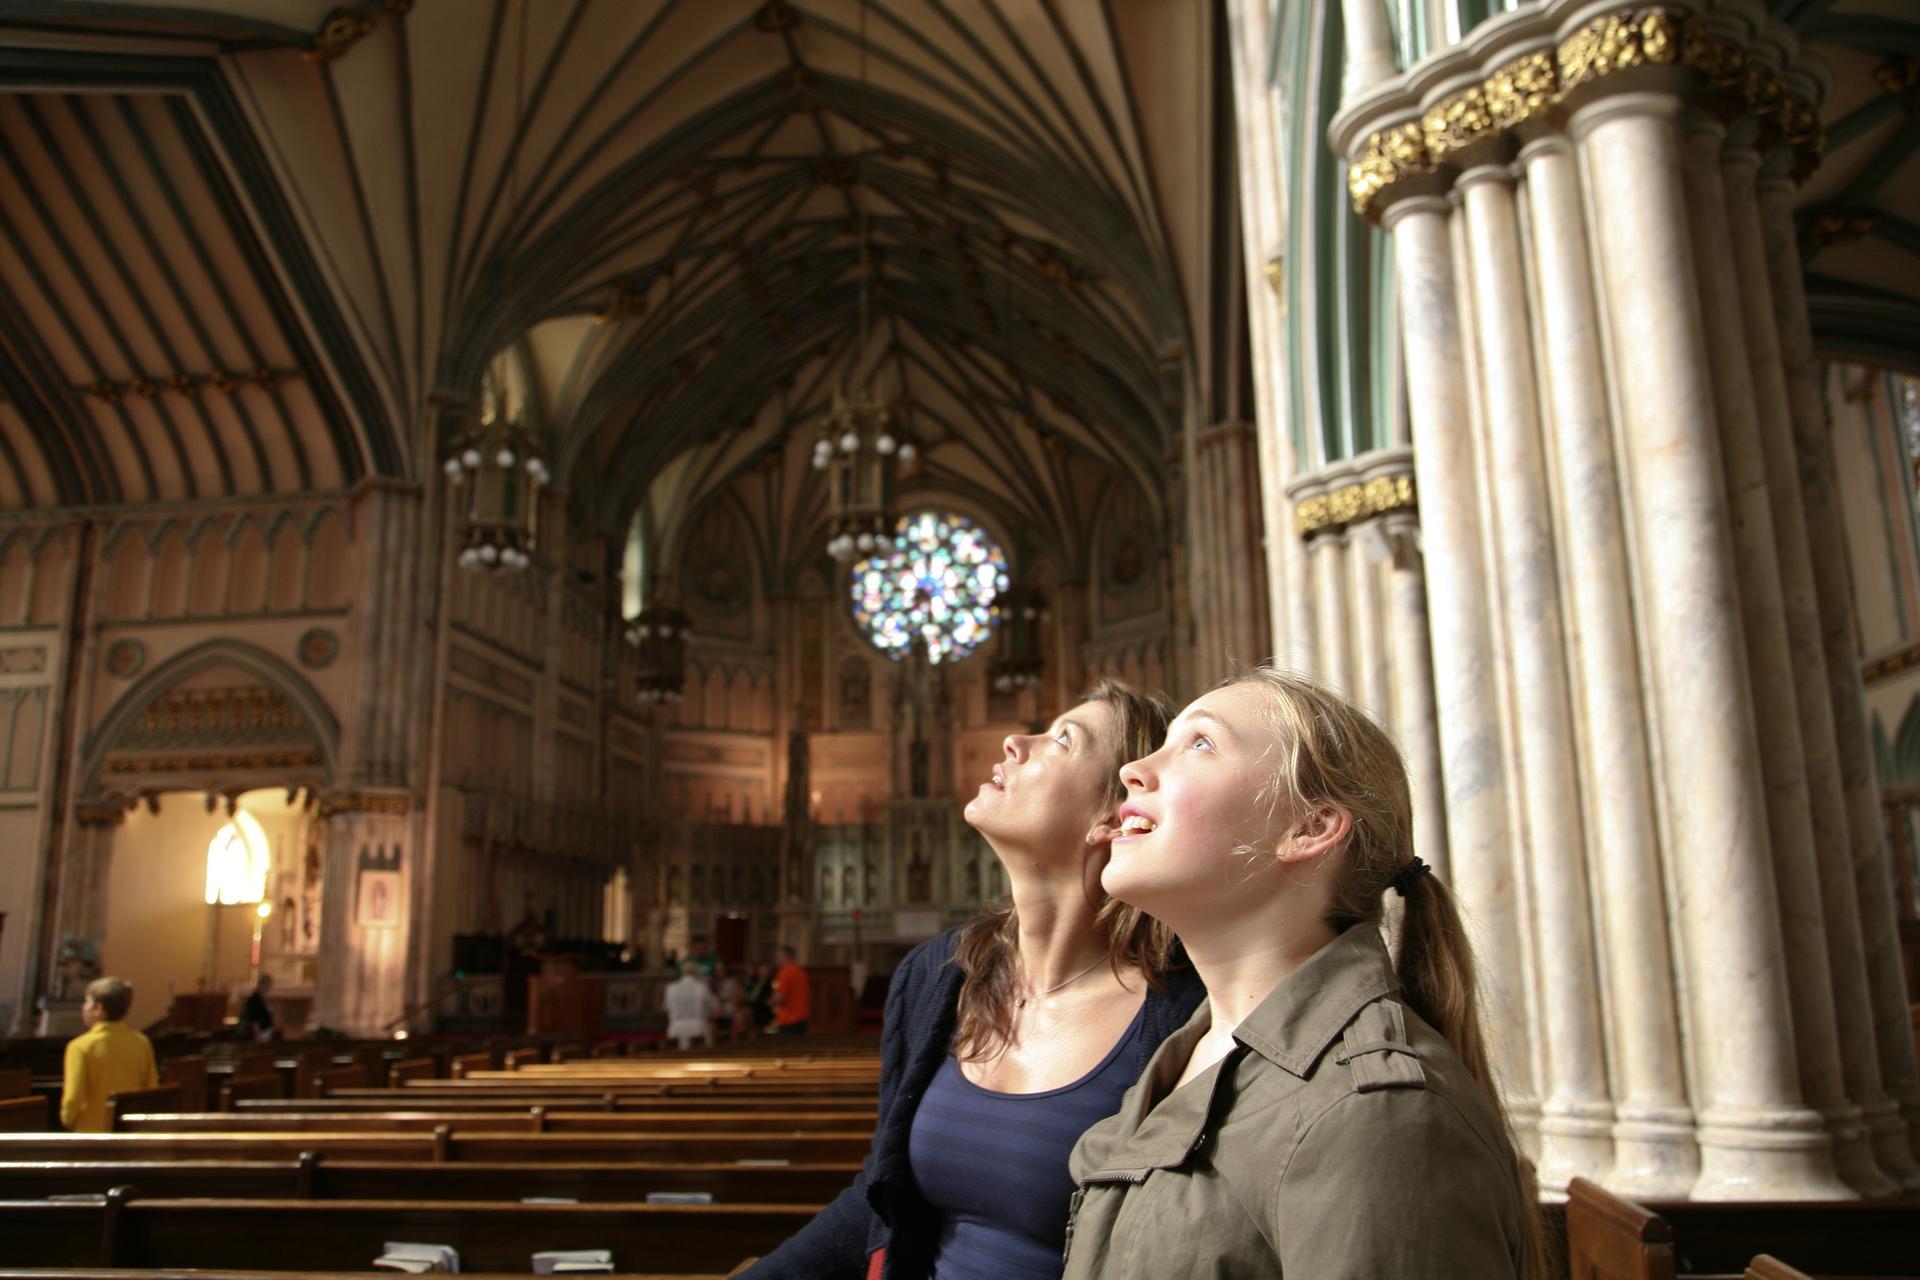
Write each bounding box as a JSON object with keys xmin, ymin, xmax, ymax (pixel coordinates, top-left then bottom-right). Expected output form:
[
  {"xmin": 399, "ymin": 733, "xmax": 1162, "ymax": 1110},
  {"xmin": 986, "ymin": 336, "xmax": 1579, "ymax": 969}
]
[
  {"xmin": 990, "ymin": 588, "xmax": 1049, "ymax": 692},
  {"xmin": 444, "ymin": 365, "xmax": 548, "ymax": 575},
  {"xmin": 815, "ymin": 391, "xmax": 915, "ymax": 562},
  {"xmin": 627, "ymin": 603, "xmax": 693, "ymax": 706}
]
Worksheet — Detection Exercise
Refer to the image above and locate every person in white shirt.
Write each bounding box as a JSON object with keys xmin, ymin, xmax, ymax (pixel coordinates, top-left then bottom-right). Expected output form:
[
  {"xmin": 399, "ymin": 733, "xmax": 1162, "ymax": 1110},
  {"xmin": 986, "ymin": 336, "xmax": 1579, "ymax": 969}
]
[{"xmin": 663, "ymin": 960, "xmax": 719, "ymax": 1050}]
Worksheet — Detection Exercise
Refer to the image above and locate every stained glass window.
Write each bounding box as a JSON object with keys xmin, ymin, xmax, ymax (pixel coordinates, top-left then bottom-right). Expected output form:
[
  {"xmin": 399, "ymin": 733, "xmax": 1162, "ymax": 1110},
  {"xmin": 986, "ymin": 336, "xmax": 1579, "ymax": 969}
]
[{"xmin": 850, "ymin": 511, "xmax": 1008, "ymax": 663}]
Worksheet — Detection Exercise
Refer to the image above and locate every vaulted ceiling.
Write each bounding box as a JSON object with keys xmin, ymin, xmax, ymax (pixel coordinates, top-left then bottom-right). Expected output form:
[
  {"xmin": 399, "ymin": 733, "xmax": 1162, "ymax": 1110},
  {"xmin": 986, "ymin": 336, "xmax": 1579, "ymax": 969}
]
[{"xmin": 0, "ymin": 0, "xmax": 1222, "ymax": 587}]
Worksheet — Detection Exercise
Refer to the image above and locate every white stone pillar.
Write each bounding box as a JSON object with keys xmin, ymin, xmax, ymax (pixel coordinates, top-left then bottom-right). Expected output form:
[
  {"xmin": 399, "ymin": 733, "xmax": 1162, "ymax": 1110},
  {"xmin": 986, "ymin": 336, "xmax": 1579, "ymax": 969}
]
[
  {"xmin": 1575, "ymin": 92, "xmax": 1845, "ymax": 1199},
  {"xmin": 1757, "ymin": 155, "xmax": 1920, "ymax": 1169},
  {"xmin": 1365, "ymin": 514, "xmax": 1450, "ymax": 882},
  {"xmin": 1519, "ymin": 134, "xmax": 1696, "ymax": 1198},
  {"xmin": 1681, "ymin": 114, "xmax": 1890, "ymax": 1195},
  {"xmin": 1311, "ymin": 531, "xmax": 1352, "ymax": 696},
  {"xmin": 1338, "ymin": 0, "xmax": 1397, "ymax": 99},
  {"xmin": 1382, "ymin": 195, "xmax": 1538, "ymax": 1143},
  {"xmin": 1725, "ymin": 133, "xmax": 1917, "ymax": 1188},
  {"xmin": 1347, "ymin": 526, "xmax": 1388, "ymax": 722},
  {"xmin": 1457, "ymin": 162, "xmax": 1614, "ymax": 1191}
]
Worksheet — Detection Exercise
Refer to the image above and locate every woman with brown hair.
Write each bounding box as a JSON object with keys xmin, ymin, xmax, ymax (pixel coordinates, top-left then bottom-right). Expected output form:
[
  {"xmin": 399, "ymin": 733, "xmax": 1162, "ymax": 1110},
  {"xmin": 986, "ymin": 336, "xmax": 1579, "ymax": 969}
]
[
  {"xmin": 745, "ymin": 678, "xmax": 1205, "ymax": 1280},
  {"xmin": 1060, "ymin": 667, "xmax": 1542, "ymax": 1278}
]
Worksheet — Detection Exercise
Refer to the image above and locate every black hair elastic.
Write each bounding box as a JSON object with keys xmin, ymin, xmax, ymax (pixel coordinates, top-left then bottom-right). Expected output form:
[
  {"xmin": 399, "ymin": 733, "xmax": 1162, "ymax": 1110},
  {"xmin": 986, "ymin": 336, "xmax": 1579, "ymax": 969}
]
[{"xmin": 1390, "ymin": 856, "xmax": 1431, "ymax": 897}]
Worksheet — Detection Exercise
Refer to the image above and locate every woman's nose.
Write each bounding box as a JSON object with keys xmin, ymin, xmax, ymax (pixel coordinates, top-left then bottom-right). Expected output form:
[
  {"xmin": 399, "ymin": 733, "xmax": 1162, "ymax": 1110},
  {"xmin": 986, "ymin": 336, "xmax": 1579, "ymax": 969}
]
[
  {"xmin": 1120, "ymin": 755, "xmax": 1152, "ymax": 791},
  {"xmin": 1003, "ymin": 734, "xmax": 1026, "ymax": 761}
]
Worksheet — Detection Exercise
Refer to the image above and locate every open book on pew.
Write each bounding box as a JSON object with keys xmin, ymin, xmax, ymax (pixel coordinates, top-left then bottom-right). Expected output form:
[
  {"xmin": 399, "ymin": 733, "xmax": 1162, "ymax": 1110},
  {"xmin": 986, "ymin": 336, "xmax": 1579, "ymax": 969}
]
[
  {"xmin": 373, "ymin": 1242, "xmax": 460, "ymax": 1273},
  {"xmin": 531, "ymin": 1249, "xmax": 614, "ymax": 1274}
]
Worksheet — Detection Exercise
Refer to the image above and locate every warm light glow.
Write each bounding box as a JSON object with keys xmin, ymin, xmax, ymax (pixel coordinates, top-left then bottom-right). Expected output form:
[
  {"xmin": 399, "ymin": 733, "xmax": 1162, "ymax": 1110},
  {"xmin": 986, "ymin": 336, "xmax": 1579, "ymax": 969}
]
[
  {"xmin": 393, "ymin": 1029, "xmax": 410, "ymax": 1041},
  {"xmin": 255, "ymin": 901, "xmax": 273, "ymax": 919},
  {"xmin": 205, "ymin": 809, "xmax": 270, "ymax": 905}
]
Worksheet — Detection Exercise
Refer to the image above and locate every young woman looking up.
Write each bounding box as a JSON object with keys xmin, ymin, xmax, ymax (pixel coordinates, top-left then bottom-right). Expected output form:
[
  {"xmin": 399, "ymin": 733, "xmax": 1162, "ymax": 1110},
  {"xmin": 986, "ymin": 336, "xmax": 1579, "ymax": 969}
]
[
  {"xmin": 1061, "ymin": 668, "xmax": 1542, "ymax": 1279},
  {"xmin": 745, "ymin": 678, "xmax": 1204, "ymax": 1280}
]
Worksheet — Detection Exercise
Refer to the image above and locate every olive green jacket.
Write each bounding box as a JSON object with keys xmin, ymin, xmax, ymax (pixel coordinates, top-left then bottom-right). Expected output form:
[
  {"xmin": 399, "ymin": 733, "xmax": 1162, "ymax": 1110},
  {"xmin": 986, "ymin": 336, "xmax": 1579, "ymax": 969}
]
[{"xmin": 1061, "ymin": 926, "xmax": 1528, "ymax": 1278}]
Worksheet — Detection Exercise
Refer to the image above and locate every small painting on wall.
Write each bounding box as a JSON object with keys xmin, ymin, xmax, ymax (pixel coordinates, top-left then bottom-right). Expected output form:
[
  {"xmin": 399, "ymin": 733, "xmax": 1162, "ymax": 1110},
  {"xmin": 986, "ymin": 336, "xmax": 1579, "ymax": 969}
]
[{"xmin": 355, "ymin": 870, "xmax": 401, "ymax": 929}]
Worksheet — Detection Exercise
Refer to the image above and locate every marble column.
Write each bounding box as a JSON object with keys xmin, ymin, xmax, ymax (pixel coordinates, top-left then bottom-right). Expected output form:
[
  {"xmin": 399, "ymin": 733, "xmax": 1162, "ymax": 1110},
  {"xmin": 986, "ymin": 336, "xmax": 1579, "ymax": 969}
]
[
  {"xmin": 1576, "ymin": 91, "xmax": 1844, "ymax": 1199},
  {"xmin": 1680, "ymin": 114, "xmax": 1888, "ymax": 1195},
  {"xmin": 1310, "ymin": 531, "xmax": 1353, "ymax": 696},
  {"xmin": 1382, "ymin": 195, "xmax": 1538, "ymax": 1146},
  {"xmin": 1364, "ymin": 513, "xmax": 1451, "ymax": 882},
  {"xmin": 1457, "ymin": 161, "xmax": 1614, "ymax": 1191},
  {"xmin": 1724, "ymin": 132, "xmax": 1915, "ymax": 1188},
  {"xmin": 309, "ymin": 792, "xmax": 414, "ymax": 1036},
  {"xmin": 1519, "ymin": 134, "xmax": 1696, "ymax": 1198},
  {"xmin": 1347, "ymin": 525, "xmax": 1388, "ymax": 722},
  {"xmin": 1338, "ymin": 0, "xmax": 1397, "ymax": 99},
  {"xmin": 1757, "ymin": 154, "xmax": 1920, "ymax": 1167}
]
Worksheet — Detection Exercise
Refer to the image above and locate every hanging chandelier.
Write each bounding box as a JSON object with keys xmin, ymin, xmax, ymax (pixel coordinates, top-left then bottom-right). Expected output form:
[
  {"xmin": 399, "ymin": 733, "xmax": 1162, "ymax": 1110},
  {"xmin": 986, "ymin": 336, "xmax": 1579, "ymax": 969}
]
[
  {"xmin": 815, "ymin": 0, "xmax": 916, "ymax": 564},
  {"xmin": 626, "ymin": 604, "xmax": 692, "ymax": 706},
  {"xmin": 989, "ymin": 587, "xmax": 1049, "ymax": 691},
  {"xmin": 444, "ymin": 365, "xmax": 548, "ymax": 574},
  {"xmin": 815, "ymin": 390, "xmax": 915, "ymax": 562}
]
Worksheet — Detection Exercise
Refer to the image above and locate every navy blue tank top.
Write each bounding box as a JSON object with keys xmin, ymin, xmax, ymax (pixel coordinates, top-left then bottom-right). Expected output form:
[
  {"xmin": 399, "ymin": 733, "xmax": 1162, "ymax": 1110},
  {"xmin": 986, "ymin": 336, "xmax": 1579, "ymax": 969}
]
[{"xmin": 906, "ymin": 1002, "xmax": 1148, "ymax": 1279}]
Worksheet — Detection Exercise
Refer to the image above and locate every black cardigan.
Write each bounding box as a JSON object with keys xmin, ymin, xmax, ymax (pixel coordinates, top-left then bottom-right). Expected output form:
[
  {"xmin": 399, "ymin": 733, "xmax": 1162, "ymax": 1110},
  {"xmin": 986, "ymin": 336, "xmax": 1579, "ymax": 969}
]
[{"xmin": 741, "ymin": 927, "xmax": 1207, "ymax": 1280}]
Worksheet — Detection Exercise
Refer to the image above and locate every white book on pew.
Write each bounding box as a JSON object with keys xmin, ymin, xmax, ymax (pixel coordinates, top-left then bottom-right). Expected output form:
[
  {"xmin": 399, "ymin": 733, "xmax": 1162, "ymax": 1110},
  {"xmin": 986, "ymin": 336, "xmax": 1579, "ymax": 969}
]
[
  {"xmin": 373, "ymin": 1241, "xmax": 460, "ymax": 1273},
  {"xmin": 531, "ymin": 1249, "xmax": 614, "ymax": 1274},
  {"xmin": 644, "ymin": 1191, "xmax": 713, "ymax": 1204}
]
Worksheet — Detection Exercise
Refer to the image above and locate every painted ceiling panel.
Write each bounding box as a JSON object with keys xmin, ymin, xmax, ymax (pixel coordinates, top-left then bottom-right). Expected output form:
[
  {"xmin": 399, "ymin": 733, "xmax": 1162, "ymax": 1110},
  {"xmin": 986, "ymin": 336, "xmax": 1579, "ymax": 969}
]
[{"xmin": 0, "ymin": 76, "xmax": 368, "ymax": 509}]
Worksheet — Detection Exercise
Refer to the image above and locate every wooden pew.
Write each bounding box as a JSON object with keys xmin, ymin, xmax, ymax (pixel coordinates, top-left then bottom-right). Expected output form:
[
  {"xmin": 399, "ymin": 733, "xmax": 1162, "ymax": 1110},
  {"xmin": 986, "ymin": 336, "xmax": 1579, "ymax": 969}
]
[
  {"xmin": 315, "ymin": 1063, "xmax": 369, "ymax": 1094},
  {"xmin": 118, "ymin": 1108, "xmax": 876, "ymax": 1135},
  {"xmin": 0, "ymin": 1128, "xmax": 872, "ymax": 1164},
  {"xmin": 158, "ymin": 1056, "xmax": 207, "ymax": 1112},
  {"xmin": 1, "ymin": 1191, "xmax": 815, "ymax": 1273},
  {"xmin": 237, "ymin": 1094, "xmax": 876, "ymax": 1114},
  {"xmin": 388, "ymin": 1056, "xmax": 437, "ymax": 1086},
  {"xmin": 0, "ymin": 1068, "xmax": 31, "ymax": 1098},
  {"xmin": 1566, "ymin": 1177, "xmax": 1919, "ymax": 1279},
  {"xmin": 0, "ymin": 1096, "xmax": 49, "ymax": 1133},
  {"xmin": 219, "ymin": 1073, "xmax": 284, "ymax": 1111},
  {"xmin": 0, "ymin": 1155, "xmax": 859, "ymax": 1203},
  {"xmin": 108, "ymin": 1085, "xmax": 182, "ymax": 1131}
]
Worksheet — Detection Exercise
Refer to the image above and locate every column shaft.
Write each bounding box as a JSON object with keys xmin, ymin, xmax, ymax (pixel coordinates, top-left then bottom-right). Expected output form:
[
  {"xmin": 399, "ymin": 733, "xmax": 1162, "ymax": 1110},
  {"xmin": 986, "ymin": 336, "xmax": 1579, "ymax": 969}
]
[
  {"xmin": 1577, "ymin": 95, "xmax": 1843, "ymax": 1199},
  {"xmin": 1459, "ymin": 164, "xmax": 1614, "ymax": 1190},
  {"xmin": 1757, "ymin": 167, "xmax": 1920, "ymax": 1165},
  {"xmin": 1383, "ymin": 197, "xmax": 1538, "ymax": 1145},
  {"xmin": 1311, "ymin": 532, "xmax": 1353, "ymax": 695},
  {"xmin": 1521, "ymin": 136, "xmax": 1696, "ymax": 1197},
  {"xmin": 1348, "ymin": 529, "xmax": 1388, "ymax": 721},
  {"xmin": 1377, "ymin": 520, "xmax": 1451, "ymax": 882}
]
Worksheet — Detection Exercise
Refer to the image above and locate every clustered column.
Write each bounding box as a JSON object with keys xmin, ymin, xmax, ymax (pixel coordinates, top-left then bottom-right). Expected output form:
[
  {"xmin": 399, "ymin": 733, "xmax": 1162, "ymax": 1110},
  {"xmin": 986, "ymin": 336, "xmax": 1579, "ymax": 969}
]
[{"xmin": 1332, "ymin": 0, "xmax": 1915, "ymax": 1198}]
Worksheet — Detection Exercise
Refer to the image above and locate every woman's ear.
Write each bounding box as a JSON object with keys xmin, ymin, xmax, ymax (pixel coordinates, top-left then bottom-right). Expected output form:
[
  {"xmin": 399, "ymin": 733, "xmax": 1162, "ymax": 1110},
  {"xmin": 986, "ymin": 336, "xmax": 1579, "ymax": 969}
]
[{"xmin": 1276, "ymin": 803, "xmax": 1349, "ymax": 865}]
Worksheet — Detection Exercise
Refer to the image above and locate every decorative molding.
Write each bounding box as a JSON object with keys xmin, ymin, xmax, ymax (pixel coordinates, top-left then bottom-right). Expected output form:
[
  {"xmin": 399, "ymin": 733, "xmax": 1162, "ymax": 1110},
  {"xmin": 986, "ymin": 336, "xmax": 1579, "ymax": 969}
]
[
  {"xmin": 1346, "ymin": 7, "xmax": 1824, "ymax": 219},
  {"xmin": 1800, "ymin": 210, "xmax": 1881, "ymax": 254},
  {"xmin": 1862, "ymin": 642, "xmax": 1920, "ymax": 686},
  {"xmin": 73, "ymin": 802, "xmax": 126, "ymax": 828},
  {"xmin": 1295, "ymin": 474, "xmax": 1417, "ymax": 538},
  {"xmin": 303, "ymin": 2, "xmax": 410, "ymax": 63},
  {"xmin": 79, "ymin": 368, "xmax": 295, "ymax": 402},
  {"xmin": 1, "ymin": 645, "xmax": 48, "ymax": 674},
  {"xmin": 103, "ymin": 639, "xmax": 143, "ymax": 680},
  {"xmin": 319, "ymin": 790, "xmax": 412, "ymax": 818},
  {"xmin": 296, "ymin": 628, "xmax": 339, "ymax": 670}
]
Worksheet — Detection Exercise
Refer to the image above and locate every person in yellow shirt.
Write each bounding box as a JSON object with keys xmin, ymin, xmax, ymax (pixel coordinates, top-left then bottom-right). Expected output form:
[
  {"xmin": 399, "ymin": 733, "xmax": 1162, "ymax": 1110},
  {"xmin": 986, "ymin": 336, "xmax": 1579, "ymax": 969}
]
[{"xmin": 60, "ymin": 976, "xmax": 157, "ymax": 1132}]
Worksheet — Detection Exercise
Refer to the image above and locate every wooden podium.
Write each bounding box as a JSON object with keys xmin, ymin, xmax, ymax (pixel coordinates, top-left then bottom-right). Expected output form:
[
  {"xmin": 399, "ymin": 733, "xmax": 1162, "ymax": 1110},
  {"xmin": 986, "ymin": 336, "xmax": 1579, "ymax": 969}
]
[{"xmin": 526, "ymin": 956, "xmax": 604, "ymax": 1038}]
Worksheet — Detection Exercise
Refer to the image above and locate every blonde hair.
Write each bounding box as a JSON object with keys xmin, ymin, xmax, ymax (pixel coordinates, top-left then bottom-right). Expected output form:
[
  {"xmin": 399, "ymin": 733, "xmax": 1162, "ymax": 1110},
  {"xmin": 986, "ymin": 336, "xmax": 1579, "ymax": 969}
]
[
  {"xmin": 85, "ymin": 976, "xmax": 134, "ymax": 1021},
  {"xmin": 1228, "ymin": 666, "xmax": 1544, "ymax": 1277},
  {"xmin": 951, "ymin": 677, "xmax": 1177, "ymax": 1062}
]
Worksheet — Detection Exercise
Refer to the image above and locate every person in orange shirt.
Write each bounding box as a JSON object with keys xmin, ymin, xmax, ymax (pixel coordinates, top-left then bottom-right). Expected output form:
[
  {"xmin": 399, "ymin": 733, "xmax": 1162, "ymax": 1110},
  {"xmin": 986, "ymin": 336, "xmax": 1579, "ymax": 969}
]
[
  {"xmin": 770, "ymin": 945, "xmax": 812, "ymax": 1037},
  {"xmin": 61, "ymin": 976, "xmax": 157, "ymax": 1132}
]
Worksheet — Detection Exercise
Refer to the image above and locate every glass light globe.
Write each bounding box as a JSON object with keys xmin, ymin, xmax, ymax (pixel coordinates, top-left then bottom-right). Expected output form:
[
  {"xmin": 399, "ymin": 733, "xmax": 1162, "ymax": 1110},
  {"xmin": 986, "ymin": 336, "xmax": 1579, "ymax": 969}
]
[
  {"xmin": 496, "ymin": 448, "xmax": 516, "ymax": 468},
  {"xmin": 839, "ymin": 431, "xmax": 860, "ymax": 453},
  {"xmin": 657, "ymin": 624, "xmax": 674, "ymax": 638},
  {"xmin": 443, "ymin": 457, "xmax": 462, "ymax": 478},
  {"xmin": 633, "ymin": 624, "xmax": 651, "ymax": 640},
  {"xmin": 857, "ymin": 532, "xmax": 874, "ymax": 552},
  {"xmin": 462, "ymin": 448, "xmax": 483, "ymax": 468},
  {"xmin": 897, "ymin": 443, "xmax": 916, "ymax": 463},
  {"xmin": 876, "ymin": 434, "xmax": 896, "ymax": 455},
  {"xmin": 812, "ymin": 453, "xmax": 830, "ymax": 471},
  {"xmin": 478, "ymin": 544, "xmax": 499, "ymax": 564}
]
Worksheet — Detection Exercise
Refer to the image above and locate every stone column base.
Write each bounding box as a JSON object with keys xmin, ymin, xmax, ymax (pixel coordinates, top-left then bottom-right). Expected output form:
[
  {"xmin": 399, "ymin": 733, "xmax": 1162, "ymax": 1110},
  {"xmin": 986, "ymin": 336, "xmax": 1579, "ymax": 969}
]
[
  {"xmin": 1609, "ymin": 1106, "xmax": 1699, "ymax": 1201},
  {"xmin": 1694, "ymin": 1106, "xmax": 1850, "ymax": 1200}
]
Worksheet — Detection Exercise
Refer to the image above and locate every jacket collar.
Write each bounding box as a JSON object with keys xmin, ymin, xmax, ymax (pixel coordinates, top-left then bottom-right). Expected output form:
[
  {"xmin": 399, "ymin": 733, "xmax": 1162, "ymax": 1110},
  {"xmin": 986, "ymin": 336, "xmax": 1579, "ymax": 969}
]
[{"xmin": 1229, "ymin": 925, "xmax": 1396, "ymax": 1078}]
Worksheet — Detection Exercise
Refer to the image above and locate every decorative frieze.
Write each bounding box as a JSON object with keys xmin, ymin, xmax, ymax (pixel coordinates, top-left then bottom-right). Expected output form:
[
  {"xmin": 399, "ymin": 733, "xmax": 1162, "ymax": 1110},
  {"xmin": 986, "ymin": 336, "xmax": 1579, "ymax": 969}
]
[
  {"xmin": 1346, "ymin": 8, "xmax": 1823, "ymax": 219},
  {"xmin": 1294, "ymin": 473, "xmax": 1417, "ymax": 538}
]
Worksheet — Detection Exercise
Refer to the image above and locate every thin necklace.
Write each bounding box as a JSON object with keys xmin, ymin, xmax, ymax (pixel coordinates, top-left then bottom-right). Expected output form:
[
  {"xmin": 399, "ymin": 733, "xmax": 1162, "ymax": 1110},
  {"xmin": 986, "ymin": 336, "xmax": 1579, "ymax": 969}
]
[{"xmin": 1013, "ymin": 955, "xmax": 1107, "ymax": 1009}]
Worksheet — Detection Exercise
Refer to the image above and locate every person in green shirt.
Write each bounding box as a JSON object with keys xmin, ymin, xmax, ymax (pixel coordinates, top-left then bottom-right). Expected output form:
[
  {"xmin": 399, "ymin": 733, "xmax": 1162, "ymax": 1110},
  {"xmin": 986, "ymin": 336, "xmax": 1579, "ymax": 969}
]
[{"xmin": 61, "ymin": 975, "xmax": 158, "ymax": 1133}]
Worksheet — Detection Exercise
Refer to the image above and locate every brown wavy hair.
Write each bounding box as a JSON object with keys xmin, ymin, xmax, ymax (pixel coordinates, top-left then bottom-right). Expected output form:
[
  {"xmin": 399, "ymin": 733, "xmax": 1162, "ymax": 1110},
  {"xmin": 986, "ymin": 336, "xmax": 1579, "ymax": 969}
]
[
  {"xmin": 1229, "ymin": 666, "xmax": 1545, "ymax": 1277},
  {"xmin": 950, "ymin": 676, "xmax": 1176, "ymax": 1063}
]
